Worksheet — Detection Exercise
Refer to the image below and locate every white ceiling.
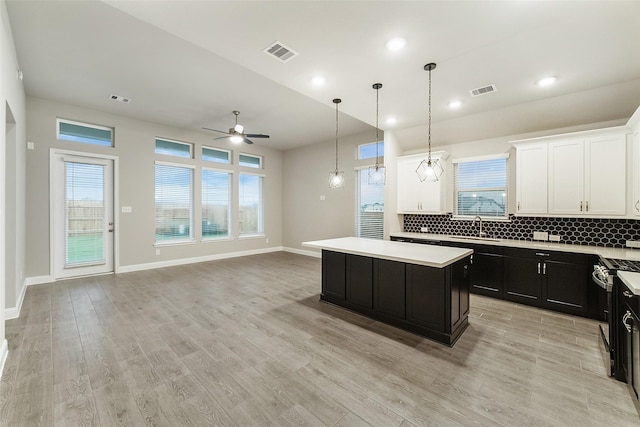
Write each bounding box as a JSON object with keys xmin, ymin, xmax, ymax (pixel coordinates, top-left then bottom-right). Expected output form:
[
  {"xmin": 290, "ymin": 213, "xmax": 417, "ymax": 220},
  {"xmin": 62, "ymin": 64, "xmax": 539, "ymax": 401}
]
[{"xmin": 7, "ymin": 0, "xmax": 640, "ymax": 151}]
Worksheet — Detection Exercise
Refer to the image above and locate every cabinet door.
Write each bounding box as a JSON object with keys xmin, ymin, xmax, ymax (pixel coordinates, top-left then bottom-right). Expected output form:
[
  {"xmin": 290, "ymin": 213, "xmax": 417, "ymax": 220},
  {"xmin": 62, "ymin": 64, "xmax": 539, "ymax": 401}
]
[
  {"xmin": 503, "ymin": 256, "xmax": 541, "ymax": 303},
  {"xmin": 543, "ymin": 261, "xmax": 588, "ymax": 314},
  {"xmin": 634, "ymin": 135, "xmax": 640, "ymax": 217},
  {"xmin": 516, "ymin": 143, "xmax": 548, "ymax": 214},
  {"xmin": 397, "ymin": 157, "xmax": 423, "ymax": 213},
  {"xmin": 373, "ymin": 259, "xmax": 406, "ymax": 319},
  {"xmin": 406, "ymin": 264, "xmax": 445, "ymax": 332},
  {"xmin": 585, "ymin": 134, "xmax": 626, "ymax": 215},
  {"xmin": 419, "ymin": 179, "xmax": 442, "ymax": 213},
  {"xmin": 322, "ymin": 250, "xmax": 346, "ymax": 301},
  {"xmin": 548, "ymin": 139, "xmax": 584, "ymax": 215},
  {"xmin": 346, "ymin": 254, "xmax": 373, "ymax": 308},
  {"xmin": 469, "ymin": 252, "xmax": 504, "ymax": 296}
]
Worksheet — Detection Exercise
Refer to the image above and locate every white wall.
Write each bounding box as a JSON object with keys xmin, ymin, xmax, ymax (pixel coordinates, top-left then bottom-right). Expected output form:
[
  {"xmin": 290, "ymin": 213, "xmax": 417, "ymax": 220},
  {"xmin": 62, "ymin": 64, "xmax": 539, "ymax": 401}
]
[
  {"xmin": 25, "ymin": 96, "xmax": 283, "ymax": 278},
  {"xmin": 1, "ymin": 0, "xmax": 27, "ymax": 372}
]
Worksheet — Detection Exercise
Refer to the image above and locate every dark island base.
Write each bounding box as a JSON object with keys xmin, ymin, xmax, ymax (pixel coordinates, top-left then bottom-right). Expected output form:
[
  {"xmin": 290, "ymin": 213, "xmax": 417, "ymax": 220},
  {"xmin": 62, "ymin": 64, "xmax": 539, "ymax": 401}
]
[
  {"xmin": 320, "ymin": 295, "xmax": 470, "ymax": 346},
  {"xmin": 320, "ymin": 250, "xmax": 471, "ymax": 347}
]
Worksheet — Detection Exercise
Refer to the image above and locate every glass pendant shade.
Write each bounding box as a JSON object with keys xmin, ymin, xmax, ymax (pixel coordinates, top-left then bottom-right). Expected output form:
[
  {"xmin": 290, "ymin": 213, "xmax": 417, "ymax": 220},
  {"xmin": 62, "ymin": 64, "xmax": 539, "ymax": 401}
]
[
  {"xmin": 416, "ymin": 158, "xmax": 444, "ymax": 182},
  {"xmin": 329, "ymin": 171, "xmax": 345, "ymax": 188},
  {"xmin": 368, "ymin": 164, "xmax": 386, "ymax": 185}
]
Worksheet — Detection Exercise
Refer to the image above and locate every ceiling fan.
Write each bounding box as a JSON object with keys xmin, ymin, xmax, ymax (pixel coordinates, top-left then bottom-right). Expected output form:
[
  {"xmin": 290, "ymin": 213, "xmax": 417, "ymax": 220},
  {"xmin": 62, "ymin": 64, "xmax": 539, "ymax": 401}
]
[{"xmin": 202, "ymin": 110, "xmax": 270, "ymax": 144}]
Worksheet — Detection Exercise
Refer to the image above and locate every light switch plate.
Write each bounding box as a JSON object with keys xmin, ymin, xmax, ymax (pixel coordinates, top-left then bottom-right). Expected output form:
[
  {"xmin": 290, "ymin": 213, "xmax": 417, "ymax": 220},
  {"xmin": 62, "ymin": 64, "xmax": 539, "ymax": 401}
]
[
  {"xmin": 121, "ymin": 206, "xmax": 132, "ymax": 213},
  {"xmin": 549, "ymin": 235, "xmax": 561, "ymax": 242},
  {"xmin": 420, "ymin": 227, "xmax": 429, "ymax": 233},
  {"xmin": 533, "ymin": 231, "xmax": 548, "ymax": 241}
]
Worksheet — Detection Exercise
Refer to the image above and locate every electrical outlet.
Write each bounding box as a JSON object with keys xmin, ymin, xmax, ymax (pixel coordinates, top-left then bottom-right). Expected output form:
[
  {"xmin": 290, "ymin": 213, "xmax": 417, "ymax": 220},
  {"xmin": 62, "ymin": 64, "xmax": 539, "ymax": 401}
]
[
  {"xmin": 420, "ymin": 227, "xmax": 429, "ymax": 233},
  {"xmin": 155, "ymin": 248, "xmax": 161, "ymax": 255},
  {"xmin": 266, "ymin": 238, "xmax": 270, "ymax": 244},
  {"xmin": 533, "ymin": 231, "xmax": 548, "ymax": 241},
  {"xmin": 121, "ymin": 206, "xmax": 132, "ymax": 213},
  {"xmin": 626, "ymin": 240, "xmax": 640, "ymax": 248},
  {"xmin": 549, "ymin": 235, "xmax": 561, "ymax": 242}
]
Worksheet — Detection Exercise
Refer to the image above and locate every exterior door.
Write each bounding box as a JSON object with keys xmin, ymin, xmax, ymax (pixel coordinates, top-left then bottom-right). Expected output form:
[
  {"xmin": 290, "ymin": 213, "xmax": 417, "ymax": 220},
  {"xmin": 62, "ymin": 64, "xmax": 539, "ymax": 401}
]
[{"xmin": 52, "ymin": 152, "xmax": 114, "ymax": 279}]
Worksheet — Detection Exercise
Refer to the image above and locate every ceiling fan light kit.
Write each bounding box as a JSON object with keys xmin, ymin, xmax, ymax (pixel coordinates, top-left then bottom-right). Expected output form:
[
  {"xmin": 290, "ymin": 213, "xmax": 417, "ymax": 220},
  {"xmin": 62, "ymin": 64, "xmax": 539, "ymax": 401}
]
[
  {"xmin": 368, "ymin": 82, "xmax": 386, "ymax": 185},
  {"xmin": 416, "ymin": 62, "xmax": 444, "ymax": 183},
  {"xmin": 202, "ymin": 110, "xmax": 270, "ymax": 145},
  {"xmin": 329, "ymin": 98, "xmax": 345, "ymax": 189}
]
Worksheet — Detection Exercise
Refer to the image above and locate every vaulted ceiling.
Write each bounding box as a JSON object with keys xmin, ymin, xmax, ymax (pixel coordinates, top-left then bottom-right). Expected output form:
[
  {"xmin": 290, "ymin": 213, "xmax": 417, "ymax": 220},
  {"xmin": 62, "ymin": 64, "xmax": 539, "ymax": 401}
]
[{"xmin": 7, "ymin": 0, "xmax": 640, "ymax": 151}]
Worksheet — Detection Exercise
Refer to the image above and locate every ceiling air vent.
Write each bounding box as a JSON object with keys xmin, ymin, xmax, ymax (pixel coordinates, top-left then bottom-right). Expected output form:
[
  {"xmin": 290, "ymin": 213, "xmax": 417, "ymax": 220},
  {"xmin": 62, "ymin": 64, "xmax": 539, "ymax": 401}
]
[
  {"xmin": 264, "ymin": 41, "xmax": 299, "ymax": 63},
  {"xmin": 469, "ymin": 84, "xmax": 497, "ymax": 97},
  {"xmin": 110, "ymin": 94, "xmax": 131, "ymax": 103}
]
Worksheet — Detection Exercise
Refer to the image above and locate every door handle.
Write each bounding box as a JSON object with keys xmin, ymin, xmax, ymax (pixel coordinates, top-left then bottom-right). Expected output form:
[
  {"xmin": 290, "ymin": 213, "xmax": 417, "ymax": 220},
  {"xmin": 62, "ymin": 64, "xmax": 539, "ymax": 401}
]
[
  {"xmin": 623, "ymin": 311, "xmax": 633, "ymax": 333},
  {"xmin": 580, "ymin": 201, "xmax": 583, "ymax": 211},
  {"xmin": 586, "ymin": 201, "xmax": 589, "ymax": 212},
  {"xmin": 517, "ymin": 202, "xmax": 520, "ymax": 211},
  {"xmin": 542, "ymin": 263, "xmax": 546, "ymax": 275},
  {"xmin": 636, "ymin": 200, "xmax": 639, "ymax": 212},
  {"xmin": 537, "ymin": 262, "xmax": 541, "ymax": 275}
]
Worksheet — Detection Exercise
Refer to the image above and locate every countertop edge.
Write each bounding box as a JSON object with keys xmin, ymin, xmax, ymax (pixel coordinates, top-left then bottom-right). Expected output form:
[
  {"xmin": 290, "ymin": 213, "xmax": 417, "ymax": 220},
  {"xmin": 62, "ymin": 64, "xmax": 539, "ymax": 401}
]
[{"xmin": 618, "ymin": 271, "xmax": 640, "ymax": 296}]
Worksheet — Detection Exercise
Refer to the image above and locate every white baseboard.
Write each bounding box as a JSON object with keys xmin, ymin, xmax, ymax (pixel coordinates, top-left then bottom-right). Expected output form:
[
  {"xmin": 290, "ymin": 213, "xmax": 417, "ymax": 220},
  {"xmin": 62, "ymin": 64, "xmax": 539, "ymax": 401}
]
[
  {"xmin": 4, "ymin": 279, "xmax": 28, "ymax": 320},
  {"xmin": 25, "ymin": 275, "xmax": 53, "ymax": 286},
  {"xmin": 283, "ymin": 247, "xmax": 321, "ymax": 258},
  {"xmin": 0, "ymin": 339, "xmax": 8, "ymax": 381},
  {"xmin": 118, "ymin": 246, "xmax": 286, "ymax": 274}
]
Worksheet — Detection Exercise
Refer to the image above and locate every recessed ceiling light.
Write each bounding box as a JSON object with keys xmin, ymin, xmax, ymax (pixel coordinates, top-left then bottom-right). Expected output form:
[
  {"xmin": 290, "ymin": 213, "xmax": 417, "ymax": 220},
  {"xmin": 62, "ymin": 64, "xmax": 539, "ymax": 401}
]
[
  {"xmin": 448, "ymin": 100, "xmax": 462, "ymax": 109},
  {"xmin": 386, "ymin": 117, "xmax": 397, "ymax": 125},
  {"xmin": 537, "ymin": 76, "xmax": 557, "ymax": 87},
  {"xmin": 311, "ymin": 76, "xmax": 326, "ymax": 86},
  {"xmin": 386, "ymin": 37, "xmax": 406, "ymax": 51}
]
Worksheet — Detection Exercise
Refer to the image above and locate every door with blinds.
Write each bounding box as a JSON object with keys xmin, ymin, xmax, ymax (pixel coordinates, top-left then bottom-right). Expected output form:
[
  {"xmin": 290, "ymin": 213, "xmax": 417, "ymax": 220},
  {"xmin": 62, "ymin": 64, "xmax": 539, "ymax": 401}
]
[
  {"xmin": 356, "ymin": 168, "xmax": 384, "ymax": 239},
  {"xmin": 52, "ymin": 152, "xmax": 114, "ymax": 279}
]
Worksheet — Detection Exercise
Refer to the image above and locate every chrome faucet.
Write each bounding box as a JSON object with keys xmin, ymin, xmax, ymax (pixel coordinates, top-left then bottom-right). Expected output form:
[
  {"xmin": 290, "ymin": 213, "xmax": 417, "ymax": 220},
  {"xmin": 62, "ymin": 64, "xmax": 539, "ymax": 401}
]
[{"xmin": 473, "ymin": 215, "xmax": 487, "ymax": 238}]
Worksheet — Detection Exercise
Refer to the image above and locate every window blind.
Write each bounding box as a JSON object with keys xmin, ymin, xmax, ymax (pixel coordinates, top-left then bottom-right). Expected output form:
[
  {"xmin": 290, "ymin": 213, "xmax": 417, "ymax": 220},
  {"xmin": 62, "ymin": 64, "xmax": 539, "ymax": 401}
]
[
  {"xmin": 454, "ymin": 155, "xmax": 508, "ymax": 218},
  {"xmin": 356, "ymin": 168, "xmax": 384, "ymax": 239},
  {"xmin": 58, "ymin": 119, "xmax": 113, "ymax": 147},
  {"xmin": 239, "ymin": 173, "xmax": 263, "ymax": 235},
  {"xmin": 202, "ymin": 147, "xmax": 230, "ymax": 164},
  {"xmin": 155, "ymin": 138, "xmax": 192, "ymax": 158},
  {"xmin": 239, "ymin": 153, "xmax": 262, "ymax": 168},
  {"xmin": 155, "ymin": 163, "xmax": 194, "ymax": 242},
  {"xmin": 202, "ymin": 169, "xmax": 231, "ymax": 239}
]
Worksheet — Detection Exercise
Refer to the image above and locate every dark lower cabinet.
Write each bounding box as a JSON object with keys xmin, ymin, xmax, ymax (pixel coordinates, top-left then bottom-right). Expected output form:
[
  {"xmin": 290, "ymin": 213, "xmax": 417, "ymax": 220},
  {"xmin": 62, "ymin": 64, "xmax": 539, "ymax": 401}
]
[
  {"xmin": 544, "ymin": 260, "xmax": 588, "ymax": 314},
  {"xmin": 347, "ymin": 254, "xmax": 373, "ymax": 309},
  {"xmin": 469, "ymin": 252, "xmax": 504, "ymax": 296},
  {"xmin": 374, "ymin": 259, "xmax": 406, "ymax": 319},
  {"xmin": 503, "ymin": 256, "xmax": 542, "ymax": 303},
  {"xmin": 406, "ymin": 264, "xmax": 445, "ymax": 331},
  {"xmin": 322, "ymin": 250, "xmax": 346, "ymax": 302}
]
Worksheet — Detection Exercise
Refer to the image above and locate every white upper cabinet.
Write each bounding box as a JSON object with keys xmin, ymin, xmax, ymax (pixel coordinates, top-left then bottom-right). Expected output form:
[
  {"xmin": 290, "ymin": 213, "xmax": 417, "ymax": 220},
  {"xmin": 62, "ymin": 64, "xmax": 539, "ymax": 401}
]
[
  {"xmin": 516, "ymin": 143, "xmax": 548, "ymax": 214},
  {"xmin": 397, "ymin": 152, "xmax": 448, "ymax": 214},
  {"xmin": 513, "ymin": 127, "xmax": 628, "ymax": 217},
  {"xmin": 634, "ymin": 132, "xmax": 640, "ymax": 216},
  {"xmin": 548, "ymin": 139, "xmax": 584, "ymax": 215}
]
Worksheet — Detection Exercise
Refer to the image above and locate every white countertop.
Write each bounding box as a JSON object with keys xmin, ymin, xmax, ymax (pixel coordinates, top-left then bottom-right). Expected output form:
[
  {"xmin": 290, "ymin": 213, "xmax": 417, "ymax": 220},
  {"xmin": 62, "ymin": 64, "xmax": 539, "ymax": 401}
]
[
  {"xmin": 618, "ymin": 271, "xmax": 640, "ymax": 296},
  {"xmin": 302, "ymin": 237, "xmax": 472, "ymax": 268},
  {"xmin": 390, "ymin": 232, "xmax": 640, "ymax": 261}
]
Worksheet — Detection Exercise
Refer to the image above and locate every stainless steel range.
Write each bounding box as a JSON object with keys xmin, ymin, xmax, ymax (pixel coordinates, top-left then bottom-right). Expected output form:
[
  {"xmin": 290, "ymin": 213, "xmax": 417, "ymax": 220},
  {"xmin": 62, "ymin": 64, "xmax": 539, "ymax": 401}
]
[{"xmin": 593, "ymin": 257, "xmax": 640, "ymax": 376}]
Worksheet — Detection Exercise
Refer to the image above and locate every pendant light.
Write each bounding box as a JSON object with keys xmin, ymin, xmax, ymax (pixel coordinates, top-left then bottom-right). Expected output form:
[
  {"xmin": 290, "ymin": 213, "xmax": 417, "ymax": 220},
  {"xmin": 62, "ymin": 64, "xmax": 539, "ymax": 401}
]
[
  {"xmin": 368, "ymin": 83, "xmax": 386, "ymax": 185},
  {"xmin": 416, "ymin": 62, "xmax": 444, "ymax": 182},
  {"xmin": 329, "ymin": 98, "xmax": 345, "ymax": 188}
]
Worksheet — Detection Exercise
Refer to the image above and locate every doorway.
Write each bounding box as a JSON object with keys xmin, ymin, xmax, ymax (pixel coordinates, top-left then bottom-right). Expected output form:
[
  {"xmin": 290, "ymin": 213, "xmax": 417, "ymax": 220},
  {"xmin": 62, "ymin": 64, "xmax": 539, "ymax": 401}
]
[{"xmin": 51, "ymin": 151, "xmax": 114, "ymax": 279}]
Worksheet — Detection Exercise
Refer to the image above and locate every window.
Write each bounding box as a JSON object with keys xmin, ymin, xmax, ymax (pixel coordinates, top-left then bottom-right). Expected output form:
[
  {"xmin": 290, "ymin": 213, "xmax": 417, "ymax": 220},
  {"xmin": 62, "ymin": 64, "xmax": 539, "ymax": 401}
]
[
  {"xmin": 239, "ymin": 173, "xmax": 263, "ymax": 235},
  {"xmin": 239, "ymin": 153, "xmax": 262, "ymax": 168},
  {"xmin": 454, "ymin": 154, "xmax": 508, "ymax": 218},
  {"xmin": 202, "ymin": 169, "xmax": 231, "ymax": 240},
  {"xmin": 356, "ymin": 168, "xmax": 384, "ymax": 239},
  {"xmin": 57, "ymin": 119, "xmax": 113, "ymax": 147},
  {"xmin": 358, "ymin": 141, "xmax": 384, "ymax": 160},
  {"xmin": 202, "ymin": 146, "xmax": 231, "ymax": 164},
  {"xmin": 155, "ymin": 163, "xmax": 194, "ymax": 242},
  {"xmin": 155, "ymin": 138, "xmax": 192, "ymax": 158}
]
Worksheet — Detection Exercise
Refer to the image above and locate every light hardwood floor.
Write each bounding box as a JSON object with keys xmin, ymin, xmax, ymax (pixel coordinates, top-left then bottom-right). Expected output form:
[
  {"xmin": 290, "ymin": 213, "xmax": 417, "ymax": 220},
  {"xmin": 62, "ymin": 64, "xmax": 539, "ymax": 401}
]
[{"xmin": 1, "ymin": 252, "xmax": 639, "ymax": 426}]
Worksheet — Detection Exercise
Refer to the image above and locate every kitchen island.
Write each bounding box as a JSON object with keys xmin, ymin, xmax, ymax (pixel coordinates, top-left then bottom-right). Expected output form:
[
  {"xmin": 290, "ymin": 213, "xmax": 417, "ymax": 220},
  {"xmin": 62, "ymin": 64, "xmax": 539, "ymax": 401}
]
[{"xmin": 303, "ymin": 237, "xmax": 473, "ymax": 346}]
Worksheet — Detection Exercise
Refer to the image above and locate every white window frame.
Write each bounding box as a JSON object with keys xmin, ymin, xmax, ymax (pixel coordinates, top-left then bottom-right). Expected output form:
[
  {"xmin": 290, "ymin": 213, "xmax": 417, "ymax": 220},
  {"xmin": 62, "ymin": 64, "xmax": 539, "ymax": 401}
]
[
  {"xmin": 154, "ymin": 160, "xmax": 196, "ymax": 246},
  {"xmin": 355, "ymin": 165, "xmax": 384, "ymax": 239},
  {"xmin": 357, "ymin": 141, "xmax": 384, "ymax": 161},
  {"xmin": 453, "ymin": 153, "xmax": 509, "ymax": 221},
  {"xmin": 201, "ymin": 167, "xmax": 233, "ymax": 242},
  {"xmin": 155, "ymin": 137, "xmax": 193, "ymax": 159},
  {"xmin": 239, "ymin": 153, "xmax": 263, "ymax": 169},
  {"xmin": 202, "ymin": 146, "xmax": 232, "ymax": 164},
  {"xmin": 238, "ymin": 172, "xmax": 265, "ymax": 238},
  {"xmin": 56, "ymin": 118, "xmax": 114, "ymax": 147}
]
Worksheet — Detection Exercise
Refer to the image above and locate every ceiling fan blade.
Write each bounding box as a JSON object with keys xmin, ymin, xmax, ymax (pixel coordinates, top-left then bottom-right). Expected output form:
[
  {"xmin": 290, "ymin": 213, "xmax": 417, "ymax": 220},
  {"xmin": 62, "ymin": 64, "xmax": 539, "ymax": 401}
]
[
  {"xmin": 244, "ymin": 133, "xmax": 270, "ymax": 138},
  {"xmin": 202, "ymin": 127, "xmax": 231, "ymax": 135},
  {"xmin": 214, "ymin": 136, "xmax": 230, "ymax": 140},
  {"xmin": 243, "ymin": 138, "xmax": 254, "ymax": 144}
]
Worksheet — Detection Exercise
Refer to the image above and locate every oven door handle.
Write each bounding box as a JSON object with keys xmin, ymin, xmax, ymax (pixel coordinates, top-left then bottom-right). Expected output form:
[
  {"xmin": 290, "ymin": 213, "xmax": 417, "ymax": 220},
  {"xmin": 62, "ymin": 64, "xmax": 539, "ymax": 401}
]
[
  {"xmin": 623, "ymin": 311, "xmax": 633, "ymax": 333},
  {"xmin": 592, "ymin": 270, "xmax": 611, "ymax": 291}
]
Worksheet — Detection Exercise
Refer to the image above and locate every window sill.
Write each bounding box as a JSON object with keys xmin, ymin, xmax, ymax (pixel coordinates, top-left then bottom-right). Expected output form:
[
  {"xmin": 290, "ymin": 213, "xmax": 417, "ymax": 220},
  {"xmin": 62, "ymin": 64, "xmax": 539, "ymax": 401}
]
[
  {"xmin": 201, "ymin": 237, "xmax": 234, "ymax": 243},
  {"xmin": 238, "ymin": 233, "xmax": 266, "ymax": 240},
  {"xmin": 154, "ymin": 239, "xmax": 197, "ymax": 247}
]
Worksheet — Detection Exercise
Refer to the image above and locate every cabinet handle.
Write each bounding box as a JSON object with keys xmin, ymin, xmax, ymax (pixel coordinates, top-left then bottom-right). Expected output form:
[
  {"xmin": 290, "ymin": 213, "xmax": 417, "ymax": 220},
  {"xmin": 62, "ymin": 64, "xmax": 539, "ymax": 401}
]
[
  {"xmin": 543, "ymin": 263, "xmax": 546, "ymax": 275},
  {"xmin": 623, "ymin": 311, "xmax": 633, "ymax": 333},
  {"xmin": 586, "ymin": 201, "xmax": 589, "ymax": 212},
  {"xmin": 635, "ymin": 200, "xmax": 639, "ymax": 212},
  {"xmin": 623, "ymin": 290, "xmax": 635, "ymax": 298},
  {"xmin": 535, "ymin": 252, "xmax": 550, "ymax": 257},
  {"xmin": 517, "ymin": 202, "xmax": 520, "ymax": 211},
  {"xmin": 537, "ymin": 262, "xmax": 541, "ymax": 275},
  {"xmin": 580, "ymin": 201, "xmax": 583, "ymax": 211}
]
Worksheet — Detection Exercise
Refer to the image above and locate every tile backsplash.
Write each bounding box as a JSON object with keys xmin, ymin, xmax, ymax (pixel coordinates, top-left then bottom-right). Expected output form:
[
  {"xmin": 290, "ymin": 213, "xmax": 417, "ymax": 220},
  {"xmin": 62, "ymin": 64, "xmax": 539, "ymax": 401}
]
[{"xmin": 403, "ymin": 214, "xmax": 640, "ymax": 248}]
